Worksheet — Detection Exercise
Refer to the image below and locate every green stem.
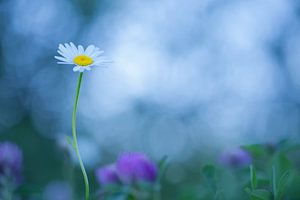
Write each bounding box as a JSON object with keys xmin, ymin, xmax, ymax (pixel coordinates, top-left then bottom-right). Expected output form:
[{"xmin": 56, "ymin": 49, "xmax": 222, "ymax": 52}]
[
  {"xmin": 272, "ymin": 166, "xmax": 277, "ymax": 200},
  {"xmin": 72, "ymin": 72, "xmax": 89, "ymax": 200}
]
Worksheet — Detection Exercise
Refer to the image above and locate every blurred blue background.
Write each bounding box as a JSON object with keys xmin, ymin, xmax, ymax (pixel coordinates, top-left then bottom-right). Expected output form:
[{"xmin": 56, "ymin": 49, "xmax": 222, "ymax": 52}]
[{"xmin": 1, "ymin": 0, "xmax": 300, "ymax": 198}]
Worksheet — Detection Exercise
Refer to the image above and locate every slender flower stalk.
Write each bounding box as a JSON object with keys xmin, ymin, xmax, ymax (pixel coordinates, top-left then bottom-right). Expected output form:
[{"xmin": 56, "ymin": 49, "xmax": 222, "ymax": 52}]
[
  {"xmin": 55, "ymin": 42, "xmax": 110, "ymax": 200},
  {"xmin": 72, "ymin": 72, "xmax": 89, "ymax": 200}
]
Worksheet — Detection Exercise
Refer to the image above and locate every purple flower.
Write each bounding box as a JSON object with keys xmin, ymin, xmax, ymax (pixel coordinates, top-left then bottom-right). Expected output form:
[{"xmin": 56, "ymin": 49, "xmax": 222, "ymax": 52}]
[
  {"xmin": 95, "ymin": 164, "xmax": 120, "ymax": 186},
  {"xmin": 0, "ymin": 142, "xmax": 23, "ymax": 182},
  {"xmin": 220, "ymin": 148, "xmax": 252, "ymax": 167},
  {"xmin": 116, "ymin": 152, "xmax": 157, "ymax": 184}
]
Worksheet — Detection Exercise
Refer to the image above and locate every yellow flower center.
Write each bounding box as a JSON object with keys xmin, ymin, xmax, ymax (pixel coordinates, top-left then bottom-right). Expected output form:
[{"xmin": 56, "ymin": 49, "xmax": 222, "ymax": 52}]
[{"xmin": 73, "ymin": 55, "xmax": 93, "ymax": 66}]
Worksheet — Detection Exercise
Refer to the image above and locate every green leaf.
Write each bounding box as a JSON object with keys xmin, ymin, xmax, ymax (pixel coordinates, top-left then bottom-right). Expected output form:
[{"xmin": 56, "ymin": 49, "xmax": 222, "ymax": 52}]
[
  {"xmin": 278, "ymin": 170, "xmax": 290, "ymax": 190},
  {"xmin": 242, "ymin": 144, "xmax": 267, "ymax": 158},
  {"xmin": 244, "ymin": 187, "xmax": 251, "ymax": 194},
  {"xmin": 66, "ymin": 135, "xmax": 75, "ymax": 149},
  {"xmin": 158, "ymin": 155, "xmax": 168, "ymax": 171},
  {"xmin": 202, "ymin": 164, "xmax": 216, "ymax": 180},
  {"xmin": 272, "ymin": 166, "xmax": 278, "ymax": 200},
  {"xmin": 250, "ymin": 189, "xmax": 272, "ymax": 200},
  {"xmin": 157, "ymin": 155, "xmax": 168, "ymax": 182},
  {"xmin": 284, "ymin": 144, "xmax": 300, "ymax": 153},
  {"xmin": 257, "ymin": 179, "xmax": 270, "ymax": 187},
  {"xmin": 272, "ymin": 153, "xmax": 291, "ymax": 178},
  {"xmin": 202, "ymin": 165, "xmax": 217, "ymax": 191},
  {"xmin": 245, "ymin": 187, "xmax": 272, "ymax": 200},
  {"xmin": 277, "ymin": 170, "xmax": 290, "ymax": 199},
  {"xmin": 15, "ymin": 184, "xmax": 42, "ymax": 196},
  {"xmin": 250, "ymin": 165, "xmax": 257, "ymax": 190}
]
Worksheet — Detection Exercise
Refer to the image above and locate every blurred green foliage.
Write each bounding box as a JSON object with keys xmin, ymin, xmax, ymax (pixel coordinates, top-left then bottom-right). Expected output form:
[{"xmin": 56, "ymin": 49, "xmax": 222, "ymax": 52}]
[
  {"xmin": 1, "ymin": 119, "xmax": 300, "ymax": 200},
  {"xmin": 97, "ymin": 140, "xmax": 300, "ymax": 200}
]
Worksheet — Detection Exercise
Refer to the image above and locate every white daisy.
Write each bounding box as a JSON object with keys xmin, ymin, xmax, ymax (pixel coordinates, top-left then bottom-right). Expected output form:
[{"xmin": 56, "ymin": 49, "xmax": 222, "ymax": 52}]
[{"xmin": 55, "ymin": 42, "xmax": 110, "ymax": 72}]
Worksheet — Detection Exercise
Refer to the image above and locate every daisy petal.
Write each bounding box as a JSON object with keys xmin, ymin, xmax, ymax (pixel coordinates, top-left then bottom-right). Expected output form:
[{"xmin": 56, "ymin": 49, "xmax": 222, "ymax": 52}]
[
  {"xmin": 90, "ymin": 50, "xmax": 104, "ymax": 58},
  {"xmin": 59, "ymin": 44, "xmax": 69, "ymax": 54},
  {"xmin": 59, "ymin": 44, "xmax": 73, "ymax": 58},
  {"xmin": 54, "ymin": 56, "xmax": 70, "ymax": 62},
  {"xmin": 70, "ymin": 42, "xmax": 78, "ymax": 56},
  {"xmin": 58, "ymin": 44, "xmax": 66, "ymax": 52},
  {"xmin": 57, "ymin": 62, "xmax": 72, "ymax": 65},
  {"xmin": 73, "ymin": 66, "xmax": 81, "ymax": 72},
  {"xmin": 64, "ymin": 43, "xmax": 75, "ymax": 57},
  {"xmin": 57, "ymin": 50, "xmax": 66, "ymax": 57},
  {"xmin": 85, "ymin": 66, "xmax": 91, "ymax": 71},
  {"xmin": 78, "ymin": 45, "xmax": 84, "ymax": 54},
  {"xmin": 57, "ymin": 51, "xmax": 71, "ymax": 61},
  {"xmin": 94, "ymin": 58, "xmax": 112, "ymax": 64},
  {"xmin": 78, "ymin": 67, "xmax": 85, "ymax": 72},
  {"xmin": 85, "ymin": 45, "xmax": 95, "ymax": 56}
]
